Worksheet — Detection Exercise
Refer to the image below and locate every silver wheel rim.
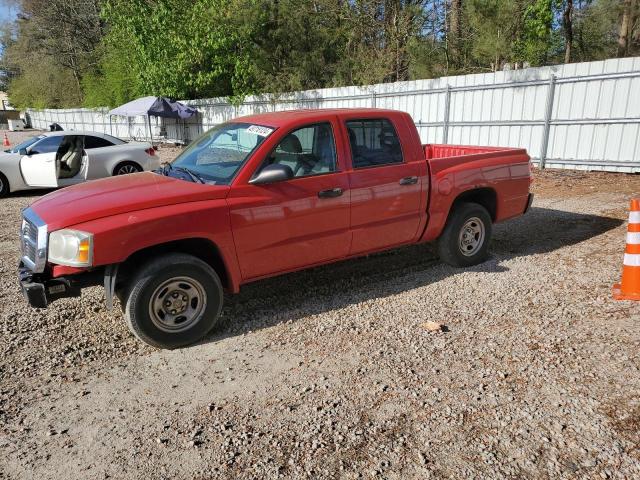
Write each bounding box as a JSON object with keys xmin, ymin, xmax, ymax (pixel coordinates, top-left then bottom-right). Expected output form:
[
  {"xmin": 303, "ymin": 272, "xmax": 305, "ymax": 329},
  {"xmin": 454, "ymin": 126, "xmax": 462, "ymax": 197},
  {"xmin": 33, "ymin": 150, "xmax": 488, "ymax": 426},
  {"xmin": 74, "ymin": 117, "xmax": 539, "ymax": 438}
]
[
  {"xmin": 148, "ymin": 276, "xmax": 207, "ymax": 333},
  {"xmin": 117, "ymin": 164, "xmax": 138, "ymax": 175},
  {"xmin": 458, "ymin": 217, "xmax": 485, "ymax": 256},
  {"xmin": 0, "ymin": 176, "xmax": 4, "ymax": 192}
]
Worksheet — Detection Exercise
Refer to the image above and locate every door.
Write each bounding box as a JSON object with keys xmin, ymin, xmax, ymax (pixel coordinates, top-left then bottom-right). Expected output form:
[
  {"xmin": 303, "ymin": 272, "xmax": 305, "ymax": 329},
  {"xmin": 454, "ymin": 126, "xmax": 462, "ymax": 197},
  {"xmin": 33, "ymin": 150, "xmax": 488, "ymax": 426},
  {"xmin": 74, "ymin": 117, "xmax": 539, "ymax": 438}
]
[
  {"xmin": 19, "ymin": 135, "xmax": 63, "ymax": 187},
  {"xmin": 57, "ymin": 136, "xmax": 89, "ymax": 187},
  {"xmin": 228, "ymin": 121, "xmax": 351, "ymax": 280},
  {"xmin": 345, "ymin": 118, "xmax": 423, "ymax": 255}
]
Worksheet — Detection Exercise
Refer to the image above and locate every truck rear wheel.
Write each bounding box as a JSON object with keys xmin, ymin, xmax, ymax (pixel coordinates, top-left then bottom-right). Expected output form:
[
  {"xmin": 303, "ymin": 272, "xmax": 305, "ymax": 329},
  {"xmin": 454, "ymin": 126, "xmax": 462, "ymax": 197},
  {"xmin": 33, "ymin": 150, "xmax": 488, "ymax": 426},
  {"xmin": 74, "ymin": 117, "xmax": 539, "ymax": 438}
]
[
  {"xmin": 123, "ymin": 253, "xmax": 223, "ymax": 349},
  {"xmin": 437, "ymin": 202, "xmax": 492, "ymax": 267}
]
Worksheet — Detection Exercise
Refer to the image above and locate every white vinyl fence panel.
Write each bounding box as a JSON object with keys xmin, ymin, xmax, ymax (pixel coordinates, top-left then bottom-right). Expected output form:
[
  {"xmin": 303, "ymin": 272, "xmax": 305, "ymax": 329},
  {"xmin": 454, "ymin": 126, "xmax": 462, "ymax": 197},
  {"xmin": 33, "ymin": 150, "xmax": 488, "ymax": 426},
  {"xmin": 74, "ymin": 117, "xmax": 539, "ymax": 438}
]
[{"xmin": 26, "ymin": 56, "xmax": 640, "ymax": 172}]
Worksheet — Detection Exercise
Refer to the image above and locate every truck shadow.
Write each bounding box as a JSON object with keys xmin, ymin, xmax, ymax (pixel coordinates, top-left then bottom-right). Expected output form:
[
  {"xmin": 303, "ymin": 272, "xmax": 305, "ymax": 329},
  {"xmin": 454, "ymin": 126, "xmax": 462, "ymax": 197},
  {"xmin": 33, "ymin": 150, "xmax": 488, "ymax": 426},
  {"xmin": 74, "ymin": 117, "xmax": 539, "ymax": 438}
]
[{"xmin": 207, "ymin": 206, "xmax": 623, "ymax": 342}]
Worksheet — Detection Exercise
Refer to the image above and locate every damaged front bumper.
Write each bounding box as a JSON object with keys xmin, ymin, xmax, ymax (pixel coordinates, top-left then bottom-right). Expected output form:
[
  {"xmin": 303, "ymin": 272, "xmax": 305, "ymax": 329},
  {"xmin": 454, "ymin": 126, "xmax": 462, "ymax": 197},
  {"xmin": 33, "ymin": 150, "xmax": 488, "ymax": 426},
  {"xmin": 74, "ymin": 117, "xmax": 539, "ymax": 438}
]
[{"xmin": 18, "ymin": 262, "xmax": 103, "ymax": 308}]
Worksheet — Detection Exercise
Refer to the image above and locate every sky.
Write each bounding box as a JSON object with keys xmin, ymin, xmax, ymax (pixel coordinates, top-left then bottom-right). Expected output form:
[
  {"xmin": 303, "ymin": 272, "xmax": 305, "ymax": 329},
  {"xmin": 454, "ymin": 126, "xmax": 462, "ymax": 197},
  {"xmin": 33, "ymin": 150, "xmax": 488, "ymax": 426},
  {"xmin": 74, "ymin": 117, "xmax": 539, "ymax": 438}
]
[{"xmin": 0, "ymin": 2, "xmax": 17, "ymax": 26}]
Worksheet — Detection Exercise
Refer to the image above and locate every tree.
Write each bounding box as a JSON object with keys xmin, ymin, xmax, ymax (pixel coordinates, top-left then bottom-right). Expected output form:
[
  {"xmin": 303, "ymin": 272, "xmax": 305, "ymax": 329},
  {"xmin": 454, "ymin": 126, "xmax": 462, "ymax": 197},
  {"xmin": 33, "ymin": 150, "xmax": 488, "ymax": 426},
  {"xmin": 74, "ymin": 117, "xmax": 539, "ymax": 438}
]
[{"xmin": 563, "ymin": 0, "xmax": 573, "ymax": 62}]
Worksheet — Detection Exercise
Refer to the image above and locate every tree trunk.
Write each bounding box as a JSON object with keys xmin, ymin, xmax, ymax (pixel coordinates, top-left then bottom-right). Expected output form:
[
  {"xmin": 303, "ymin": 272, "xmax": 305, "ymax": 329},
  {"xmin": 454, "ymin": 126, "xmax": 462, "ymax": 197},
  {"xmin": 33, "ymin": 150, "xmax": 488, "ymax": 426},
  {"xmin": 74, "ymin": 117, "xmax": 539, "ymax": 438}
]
[
  {"xmin": 563, "ymin": 0, "xmax": 573, "ymax": 63},
  {"xmin": 449, "ymin": 0, "xmax": 462, "ymax": 68},
  {"xmin": 618, "ymin": 0, "xmax": 632, "ymax": 57}
]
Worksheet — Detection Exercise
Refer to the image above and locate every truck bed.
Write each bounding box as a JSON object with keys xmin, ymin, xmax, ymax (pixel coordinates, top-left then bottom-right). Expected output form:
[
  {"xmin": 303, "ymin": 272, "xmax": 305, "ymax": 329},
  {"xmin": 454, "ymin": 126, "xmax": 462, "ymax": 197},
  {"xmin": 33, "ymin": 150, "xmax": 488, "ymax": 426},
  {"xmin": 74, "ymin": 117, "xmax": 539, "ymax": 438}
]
[{"xmin": 423, "ymin": 144, "xmax": 530, "ymax": 176}]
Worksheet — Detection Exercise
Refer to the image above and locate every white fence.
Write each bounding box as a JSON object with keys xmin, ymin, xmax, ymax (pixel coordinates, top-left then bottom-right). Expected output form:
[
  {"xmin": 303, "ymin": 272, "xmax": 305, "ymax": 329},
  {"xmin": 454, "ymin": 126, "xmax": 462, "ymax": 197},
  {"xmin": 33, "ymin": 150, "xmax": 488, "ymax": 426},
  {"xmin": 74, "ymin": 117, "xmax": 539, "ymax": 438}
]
[{"xmin": 27, "ymin": 57, "xmax": 640, "ymax": 172}]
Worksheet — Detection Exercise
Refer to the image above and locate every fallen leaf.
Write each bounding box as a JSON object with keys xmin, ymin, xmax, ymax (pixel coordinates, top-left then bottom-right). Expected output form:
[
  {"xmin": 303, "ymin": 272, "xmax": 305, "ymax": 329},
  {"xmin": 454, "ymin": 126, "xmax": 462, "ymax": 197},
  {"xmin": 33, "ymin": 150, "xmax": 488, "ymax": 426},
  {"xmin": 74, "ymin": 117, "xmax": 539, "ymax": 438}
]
[{"xmin": 420, "ymin": 321, "xmax": 444, "ymax": 332}]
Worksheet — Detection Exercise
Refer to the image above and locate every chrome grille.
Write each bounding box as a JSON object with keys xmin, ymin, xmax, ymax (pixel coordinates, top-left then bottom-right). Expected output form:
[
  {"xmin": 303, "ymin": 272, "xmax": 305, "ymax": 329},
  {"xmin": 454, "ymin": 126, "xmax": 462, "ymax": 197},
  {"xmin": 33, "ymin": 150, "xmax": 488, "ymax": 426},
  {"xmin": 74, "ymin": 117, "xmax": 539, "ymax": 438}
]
[
  {"xmin": 20, "ymin": 208, "xmax": 47, "ymax": 273},
  {"xmin": 22, "ymin": 219, "xmax": 37, "ymax": 260}
]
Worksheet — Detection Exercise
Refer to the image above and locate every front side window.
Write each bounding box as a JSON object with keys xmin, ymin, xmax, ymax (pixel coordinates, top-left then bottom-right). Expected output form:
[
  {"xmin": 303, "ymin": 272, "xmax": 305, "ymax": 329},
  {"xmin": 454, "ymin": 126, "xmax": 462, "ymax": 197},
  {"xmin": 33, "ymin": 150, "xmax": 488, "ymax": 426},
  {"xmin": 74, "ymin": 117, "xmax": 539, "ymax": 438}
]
[
  {"xmin": 263, "ymin": 123, "xmax": 337, "ymax": 178},
  {"xmin": 346, "ymin": 119, "xmax": 403, "ymax": 169},
  {"xmin": 171, "ymin": 122, "xmax": 274, "ymax": 184},
  {"xmin": 29, "ymin": 136, "xmax": 63, "ymax": 155}
]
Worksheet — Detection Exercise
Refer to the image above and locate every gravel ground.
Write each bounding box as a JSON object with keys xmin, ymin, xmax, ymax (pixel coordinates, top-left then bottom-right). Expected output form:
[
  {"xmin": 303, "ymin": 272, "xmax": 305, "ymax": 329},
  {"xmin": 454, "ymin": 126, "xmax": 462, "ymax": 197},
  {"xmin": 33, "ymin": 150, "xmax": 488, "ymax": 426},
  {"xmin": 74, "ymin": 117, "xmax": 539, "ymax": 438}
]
[{"xmin": 1, "ymin": 129, "xmax": 640, "ymax": 479}]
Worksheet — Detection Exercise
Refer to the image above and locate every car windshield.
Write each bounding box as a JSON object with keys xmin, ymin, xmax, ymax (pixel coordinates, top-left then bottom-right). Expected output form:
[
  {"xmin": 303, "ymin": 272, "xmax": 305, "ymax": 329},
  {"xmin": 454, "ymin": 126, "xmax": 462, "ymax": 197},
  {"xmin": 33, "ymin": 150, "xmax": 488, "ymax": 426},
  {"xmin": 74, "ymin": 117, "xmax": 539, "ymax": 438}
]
[
  {"xmin": 170, "ymin": 122, "xmax": 275, "ymax": 184},
  {"xmin": 5, "ymin": 135, "xmax": 45, "ymax": 154}
]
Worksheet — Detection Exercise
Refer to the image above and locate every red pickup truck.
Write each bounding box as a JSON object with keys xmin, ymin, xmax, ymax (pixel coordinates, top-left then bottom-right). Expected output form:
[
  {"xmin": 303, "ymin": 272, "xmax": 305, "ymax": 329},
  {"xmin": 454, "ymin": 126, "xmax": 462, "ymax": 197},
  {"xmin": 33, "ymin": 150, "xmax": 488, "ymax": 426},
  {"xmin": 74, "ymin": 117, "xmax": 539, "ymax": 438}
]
[{"xmin": 19, "ymin": 109, "xmax": 532, "ymax": 348}]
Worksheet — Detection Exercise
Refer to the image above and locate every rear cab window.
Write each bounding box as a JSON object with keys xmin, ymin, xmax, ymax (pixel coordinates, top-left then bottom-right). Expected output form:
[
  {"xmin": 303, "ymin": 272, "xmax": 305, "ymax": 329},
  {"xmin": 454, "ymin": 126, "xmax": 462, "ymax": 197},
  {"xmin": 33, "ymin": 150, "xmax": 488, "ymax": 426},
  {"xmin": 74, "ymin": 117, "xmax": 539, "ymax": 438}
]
[{"xmin": 346, "ymin": 118, "xmax": 403, "ymax": 169}]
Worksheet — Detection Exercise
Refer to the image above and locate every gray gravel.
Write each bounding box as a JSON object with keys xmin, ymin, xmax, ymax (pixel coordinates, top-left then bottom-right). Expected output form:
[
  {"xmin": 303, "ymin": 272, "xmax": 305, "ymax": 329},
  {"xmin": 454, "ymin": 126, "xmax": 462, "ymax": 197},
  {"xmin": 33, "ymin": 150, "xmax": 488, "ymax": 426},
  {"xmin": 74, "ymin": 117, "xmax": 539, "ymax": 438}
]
[{"xmin": 0, "ymin": 132, "xmax": 639, "ymax": 479}]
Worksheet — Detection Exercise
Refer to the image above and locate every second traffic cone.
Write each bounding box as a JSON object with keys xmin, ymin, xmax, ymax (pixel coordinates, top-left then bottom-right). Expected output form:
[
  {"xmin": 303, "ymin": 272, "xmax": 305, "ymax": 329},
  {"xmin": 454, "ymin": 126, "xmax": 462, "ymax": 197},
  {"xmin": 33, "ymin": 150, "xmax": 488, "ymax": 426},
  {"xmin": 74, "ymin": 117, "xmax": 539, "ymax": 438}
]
[
  {"xmin": 613, "ymin": 198, "xmax": 640, "ymax": 300},
  {"xmin": 2, "ymin": 133, "xmax": 9, "ymax": 147}
]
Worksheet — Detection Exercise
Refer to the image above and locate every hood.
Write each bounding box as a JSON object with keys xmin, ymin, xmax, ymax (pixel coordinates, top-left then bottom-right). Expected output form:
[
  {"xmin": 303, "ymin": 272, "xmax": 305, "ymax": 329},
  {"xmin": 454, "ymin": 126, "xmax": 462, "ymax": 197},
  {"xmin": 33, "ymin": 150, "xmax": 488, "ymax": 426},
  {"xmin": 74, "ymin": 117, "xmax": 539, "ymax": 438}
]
[{"xmin": 30, "ymin": 172, "xmax": 230, "ymax": 230}]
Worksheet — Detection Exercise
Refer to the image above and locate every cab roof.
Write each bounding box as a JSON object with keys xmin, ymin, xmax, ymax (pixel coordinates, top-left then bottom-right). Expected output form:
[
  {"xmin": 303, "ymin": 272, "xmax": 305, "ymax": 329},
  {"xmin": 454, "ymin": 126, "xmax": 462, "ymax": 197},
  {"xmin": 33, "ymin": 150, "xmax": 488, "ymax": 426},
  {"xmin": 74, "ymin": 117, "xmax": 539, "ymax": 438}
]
[{"xmin": 234, "ymin": 108, "xmax": 405, "ymax": 128}]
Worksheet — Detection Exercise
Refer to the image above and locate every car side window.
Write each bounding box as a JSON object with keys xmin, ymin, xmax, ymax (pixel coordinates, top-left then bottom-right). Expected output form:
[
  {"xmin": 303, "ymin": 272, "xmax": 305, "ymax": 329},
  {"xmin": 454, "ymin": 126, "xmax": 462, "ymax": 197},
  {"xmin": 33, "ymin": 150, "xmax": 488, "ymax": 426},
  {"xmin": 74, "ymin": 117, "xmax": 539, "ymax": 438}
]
[
  {"xmin": 346, "ymin": 119, "xmax": 403, "ymax": 169},
  {"xmin": 84, "ymin": 136, "xmax": 114, "ymax": 149},
  {"xmin": 29, "ymin": 136, "xmax": 63, "ymax": 155},
  {"xmin": 266, "ymin": 123, "xmax": 337, "ymax": 178}
]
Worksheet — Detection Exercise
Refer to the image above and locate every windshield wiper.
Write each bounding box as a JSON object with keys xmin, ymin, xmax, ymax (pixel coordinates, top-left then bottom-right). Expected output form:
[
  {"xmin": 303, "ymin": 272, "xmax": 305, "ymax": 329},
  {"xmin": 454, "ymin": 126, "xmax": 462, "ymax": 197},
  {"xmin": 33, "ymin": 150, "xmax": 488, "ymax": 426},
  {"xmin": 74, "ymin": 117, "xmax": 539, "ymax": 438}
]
[
  {"xmin": 173, "ymin": 166, "xmax": 206, "ymax": 184},
  {"xmin": 158, "ymin": 162, "xmax": 173, "ymax": 176}
]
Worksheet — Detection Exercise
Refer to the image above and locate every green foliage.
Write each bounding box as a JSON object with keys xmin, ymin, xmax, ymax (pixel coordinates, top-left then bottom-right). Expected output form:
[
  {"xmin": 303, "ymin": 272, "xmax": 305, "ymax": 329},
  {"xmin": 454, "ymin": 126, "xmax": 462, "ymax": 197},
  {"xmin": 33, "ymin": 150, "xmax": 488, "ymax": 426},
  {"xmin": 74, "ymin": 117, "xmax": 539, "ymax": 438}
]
[
  {"xmin": 1, "ymin": 0, "xmax": 637, "ymax": 108},
  {"xmin": 100, "ymin": 0, "xmax": 259, "ymax": 101},
  {"xmin": 518, "ymin": 0, "xmax": 554, "ymax": 65}
]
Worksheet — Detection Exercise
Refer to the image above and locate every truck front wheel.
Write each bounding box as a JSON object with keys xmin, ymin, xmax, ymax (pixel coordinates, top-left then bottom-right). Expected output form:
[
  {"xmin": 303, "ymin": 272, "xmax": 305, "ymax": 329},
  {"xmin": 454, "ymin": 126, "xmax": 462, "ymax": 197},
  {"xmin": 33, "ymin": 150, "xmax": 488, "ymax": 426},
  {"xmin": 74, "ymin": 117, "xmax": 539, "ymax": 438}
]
[
  {"xmin": 123, "ymin": 253, "xmax": 223, "ymax": 349},
  {"xmin": 437, "ymin": 202, "xmax": 492, "ymax": 267}
]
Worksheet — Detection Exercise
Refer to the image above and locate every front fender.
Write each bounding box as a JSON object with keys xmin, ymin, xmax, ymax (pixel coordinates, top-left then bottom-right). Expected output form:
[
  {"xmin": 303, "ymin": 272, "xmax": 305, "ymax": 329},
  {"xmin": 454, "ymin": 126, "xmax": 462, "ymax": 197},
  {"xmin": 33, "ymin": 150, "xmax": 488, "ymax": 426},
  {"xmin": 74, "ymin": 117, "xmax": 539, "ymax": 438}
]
[{"xmin": 61, "ymin": 200, "xmax": 242, "ymax": 292}]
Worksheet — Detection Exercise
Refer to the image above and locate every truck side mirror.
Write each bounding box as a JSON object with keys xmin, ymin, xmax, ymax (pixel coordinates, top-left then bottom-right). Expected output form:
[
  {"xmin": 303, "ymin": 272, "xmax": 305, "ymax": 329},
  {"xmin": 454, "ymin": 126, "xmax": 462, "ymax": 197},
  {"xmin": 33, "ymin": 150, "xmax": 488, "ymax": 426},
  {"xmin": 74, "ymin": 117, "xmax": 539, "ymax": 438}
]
[
  {"xmin": 19, "ymin": 148, "xmax": 28, "ymax": 156},
  {"xmin": 249, "ymin": 163, "xmax": 294, "ymax": 185}
]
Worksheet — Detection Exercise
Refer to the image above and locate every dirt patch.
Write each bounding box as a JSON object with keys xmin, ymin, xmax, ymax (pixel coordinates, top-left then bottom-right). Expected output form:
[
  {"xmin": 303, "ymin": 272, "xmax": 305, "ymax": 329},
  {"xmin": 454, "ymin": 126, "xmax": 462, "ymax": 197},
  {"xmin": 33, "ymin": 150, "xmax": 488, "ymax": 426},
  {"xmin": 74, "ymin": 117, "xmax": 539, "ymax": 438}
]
[{"xmin": 0, "ymin": 158, "xmax": 639, "ymax": 478}]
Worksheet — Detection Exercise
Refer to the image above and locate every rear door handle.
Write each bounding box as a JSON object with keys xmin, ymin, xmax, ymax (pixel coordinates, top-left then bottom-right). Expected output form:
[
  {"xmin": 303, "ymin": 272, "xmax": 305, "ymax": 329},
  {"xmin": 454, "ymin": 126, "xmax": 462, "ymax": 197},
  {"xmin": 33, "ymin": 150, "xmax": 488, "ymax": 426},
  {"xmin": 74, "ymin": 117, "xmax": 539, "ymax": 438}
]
[
  {"xmin": 399, "ymin": 176, "xmax": 418, "ymax": 185},
  {"xmin": 318, "ymin": 188, "xmax": 343, "ymax": 198}
]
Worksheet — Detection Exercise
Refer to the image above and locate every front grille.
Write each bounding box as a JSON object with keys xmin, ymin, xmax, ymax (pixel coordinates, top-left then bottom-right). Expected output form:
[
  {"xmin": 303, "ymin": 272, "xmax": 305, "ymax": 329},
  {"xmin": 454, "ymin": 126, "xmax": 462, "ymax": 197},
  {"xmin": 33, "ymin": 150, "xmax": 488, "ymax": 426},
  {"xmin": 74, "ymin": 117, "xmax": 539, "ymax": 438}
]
[
  {"xmin": 22, "ymin": 219, "xmax": 37, "ymax": 261},
  {"xmin": 20, "ymin": 208, "xmax": 47, "ymax": 273}
]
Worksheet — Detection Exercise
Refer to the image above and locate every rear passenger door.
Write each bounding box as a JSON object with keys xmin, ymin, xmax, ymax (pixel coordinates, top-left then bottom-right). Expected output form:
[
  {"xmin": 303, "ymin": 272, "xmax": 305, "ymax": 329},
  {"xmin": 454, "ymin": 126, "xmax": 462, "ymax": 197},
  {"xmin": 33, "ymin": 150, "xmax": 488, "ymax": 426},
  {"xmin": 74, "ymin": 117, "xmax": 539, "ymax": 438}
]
[{"xmin": 345, "ymin": 117, "xmax": 424, "ymax": 255}]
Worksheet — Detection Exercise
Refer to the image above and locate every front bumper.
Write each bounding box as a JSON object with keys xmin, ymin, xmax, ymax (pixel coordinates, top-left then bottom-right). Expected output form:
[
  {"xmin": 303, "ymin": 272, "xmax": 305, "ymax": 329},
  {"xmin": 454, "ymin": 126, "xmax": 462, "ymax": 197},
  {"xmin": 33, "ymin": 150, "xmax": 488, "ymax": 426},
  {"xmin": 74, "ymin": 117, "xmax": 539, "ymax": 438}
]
[{"xmin": 18, "ymin": 263, "xmax": 102, "ymax": 308}]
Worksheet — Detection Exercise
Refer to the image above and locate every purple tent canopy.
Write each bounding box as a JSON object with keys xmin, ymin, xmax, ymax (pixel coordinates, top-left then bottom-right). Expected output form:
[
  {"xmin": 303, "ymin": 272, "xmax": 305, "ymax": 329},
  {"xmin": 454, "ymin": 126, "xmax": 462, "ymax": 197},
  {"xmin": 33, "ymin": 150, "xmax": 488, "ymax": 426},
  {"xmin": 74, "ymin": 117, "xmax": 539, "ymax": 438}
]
[
  {"xmin": 108, "ymin": 96, "xmax": 197, "ymax": 119},
  {"xmin": 108, "ymin": 96, "xmax": 198, "ymax": 142}
]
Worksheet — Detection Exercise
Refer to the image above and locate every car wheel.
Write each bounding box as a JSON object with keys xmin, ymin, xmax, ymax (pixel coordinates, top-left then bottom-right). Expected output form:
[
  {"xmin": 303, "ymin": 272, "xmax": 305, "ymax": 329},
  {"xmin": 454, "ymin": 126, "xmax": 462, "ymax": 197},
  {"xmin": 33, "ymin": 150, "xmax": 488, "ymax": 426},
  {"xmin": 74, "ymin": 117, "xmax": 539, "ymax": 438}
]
[
  {"xmin": 113, "ymin": 162, "xmax": 142, "ymax": 175},
  {"xmin": 437, "ymin": 202, "xmax": 492, "ymax": 267},
  {"xmin": 123, "ymin": 253, "xmax": 224, "ymax": 349},
  {"xmin": 0, "ymin": 173, "xmax": 9, "ymax": 197}
]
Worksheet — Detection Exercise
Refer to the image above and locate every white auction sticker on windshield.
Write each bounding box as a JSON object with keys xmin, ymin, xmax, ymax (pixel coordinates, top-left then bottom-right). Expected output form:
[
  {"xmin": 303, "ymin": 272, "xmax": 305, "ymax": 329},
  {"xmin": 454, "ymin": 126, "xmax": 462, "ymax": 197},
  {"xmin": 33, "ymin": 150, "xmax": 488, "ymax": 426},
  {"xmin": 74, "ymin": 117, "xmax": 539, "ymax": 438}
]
[{"xmin": 246, "ymin": 125, "xmax": 274, "ymax": 137}]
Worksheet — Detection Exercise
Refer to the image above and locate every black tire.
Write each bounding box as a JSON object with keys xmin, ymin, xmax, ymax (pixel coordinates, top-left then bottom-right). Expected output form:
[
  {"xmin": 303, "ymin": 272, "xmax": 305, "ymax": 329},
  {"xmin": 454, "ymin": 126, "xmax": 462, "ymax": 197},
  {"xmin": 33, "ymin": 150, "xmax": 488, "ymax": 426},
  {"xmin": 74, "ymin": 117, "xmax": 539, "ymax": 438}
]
[
  {"xmin": 123, "ymin": 253, "xmax": 224, "ymax": 349},
  {"xmin": 113, "ymin": 161, "xmax": 143, "ymax": 176},
  {"xmin": 0, "ymin": 172, "xmax": 9, "ymax": 197},
  {"xmin": 437, "ymin": 202, "xmax": 492, "ymax": 267}
]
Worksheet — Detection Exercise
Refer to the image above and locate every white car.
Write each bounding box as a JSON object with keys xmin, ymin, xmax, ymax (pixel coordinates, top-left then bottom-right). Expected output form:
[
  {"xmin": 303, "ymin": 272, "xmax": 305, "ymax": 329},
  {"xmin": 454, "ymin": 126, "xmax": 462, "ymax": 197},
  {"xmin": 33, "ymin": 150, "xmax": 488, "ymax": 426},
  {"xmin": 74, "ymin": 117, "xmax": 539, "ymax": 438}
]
[{"xmin": 0, "ymin": 131, "xmax": 161, "ymax": 196}]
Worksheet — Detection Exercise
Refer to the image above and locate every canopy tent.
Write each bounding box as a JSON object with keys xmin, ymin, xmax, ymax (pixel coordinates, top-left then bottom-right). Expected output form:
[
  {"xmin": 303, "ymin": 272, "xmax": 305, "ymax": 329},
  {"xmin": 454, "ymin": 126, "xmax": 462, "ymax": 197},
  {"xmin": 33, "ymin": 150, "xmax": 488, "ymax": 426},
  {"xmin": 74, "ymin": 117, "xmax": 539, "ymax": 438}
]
[{"xmin": 108, "ymin": 96, "xmax": 198, "ymax": 142}]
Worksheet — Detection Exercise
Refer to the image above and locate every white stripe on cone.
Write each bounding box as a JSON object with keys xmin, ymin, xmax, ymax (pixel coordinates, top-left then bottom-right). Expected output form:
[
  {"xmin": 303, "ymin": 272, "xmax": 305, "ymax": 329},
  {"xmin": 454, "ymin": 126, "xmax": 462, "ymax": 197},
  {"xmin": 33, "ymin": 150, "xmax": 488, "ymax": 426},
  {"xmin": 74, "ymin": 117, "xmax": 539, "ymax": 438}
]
[
  {"xmin": 627, "ymin": 232, "xmax": 640, "ymax": 244},
  {"xmin": 629, "ymin": 211, "xmax": 640, "ymax": 224},
  {"xmin": 624, "ymin": 253, "xmax": 640, "ymax": 266}
]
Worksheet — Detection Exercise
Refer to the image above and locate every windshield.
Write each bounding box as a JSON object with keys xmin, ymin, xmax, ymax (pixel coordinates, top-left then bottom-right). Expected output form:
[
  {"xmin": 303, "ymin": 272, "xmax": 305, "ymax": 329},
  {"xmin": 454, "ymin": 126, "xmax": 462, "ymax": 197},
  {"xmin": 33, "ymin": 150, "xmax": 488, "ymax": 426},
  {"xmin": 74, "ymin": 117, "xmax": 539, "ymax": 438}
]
[
  {"xmin": 5, "ymin": 135, "xmax": 45, "ymax": 154},
  {"xmin": 170, "ymin": 122, "xmax": 275, "ymax": 184}
]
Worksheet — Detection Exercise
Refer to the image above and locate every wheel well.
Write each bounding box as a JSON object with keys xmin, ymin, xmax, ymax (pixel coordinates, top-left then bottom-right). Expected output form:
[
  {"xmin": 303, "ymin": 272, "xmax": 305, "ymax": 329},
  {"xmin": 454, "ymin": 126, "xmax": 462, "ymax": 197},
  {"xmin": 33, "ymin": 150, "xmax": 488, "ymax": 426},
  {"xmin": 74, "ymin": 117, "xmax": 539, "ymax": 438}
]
[
  {"xmin": 117, "ymin": 238, "xmax": 230, "ymax": 291},
  {"xmin": 113, "ymin": 161, "xmax": 142, "ymax": 175},
  {"xmin": 451, "ymin": 188, "xmax": 497, "ymax": 221}
]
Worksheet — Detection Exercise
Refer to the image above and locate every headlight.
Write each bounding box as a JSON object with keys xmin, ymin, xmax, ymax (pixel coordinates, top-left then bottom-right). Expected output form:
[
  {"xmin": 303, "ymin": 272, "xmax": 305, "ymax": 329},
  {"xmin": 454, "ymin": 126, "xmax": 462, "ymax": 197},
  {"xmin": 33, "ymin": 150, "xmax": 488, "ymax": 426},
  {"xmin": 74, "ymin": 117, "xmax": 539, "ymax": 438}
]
[{"xmin": 48, "ymin": 229, "xmax": 93, "ymax": 267}]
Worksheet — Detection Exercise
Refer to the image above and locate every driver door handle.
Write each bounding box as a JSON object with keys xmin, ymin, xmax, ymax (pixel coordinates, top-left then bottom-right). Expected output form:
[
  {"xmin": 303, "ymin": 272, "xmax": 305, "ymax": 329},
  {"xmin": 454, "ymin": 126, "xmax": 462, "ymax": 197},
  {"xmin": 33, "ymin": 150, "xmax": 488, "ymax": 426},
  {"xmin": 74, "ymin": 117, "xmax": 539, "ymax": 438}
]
[
  {"xmin": 318, "ymin": 188, "xmax": 343, "ymax": 198},
  {"xmin": 399, "ymin": 176, "xmax": 418, "ymax": 185}
]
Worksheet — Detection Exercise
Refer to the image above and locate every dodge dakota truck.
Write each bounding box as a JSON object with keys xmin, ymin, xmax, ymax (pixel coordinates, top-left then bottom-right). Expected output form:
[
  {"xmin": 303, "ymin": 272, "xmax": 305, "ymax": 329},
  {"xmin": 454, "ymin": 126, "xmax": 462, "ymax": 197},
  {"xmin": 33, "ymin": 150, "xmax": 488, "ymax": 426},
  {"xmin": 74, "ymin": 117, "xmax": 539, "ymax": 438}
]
[{"xmin": 18, "ymin": 108, "xmax": 533, "ymax": 349}]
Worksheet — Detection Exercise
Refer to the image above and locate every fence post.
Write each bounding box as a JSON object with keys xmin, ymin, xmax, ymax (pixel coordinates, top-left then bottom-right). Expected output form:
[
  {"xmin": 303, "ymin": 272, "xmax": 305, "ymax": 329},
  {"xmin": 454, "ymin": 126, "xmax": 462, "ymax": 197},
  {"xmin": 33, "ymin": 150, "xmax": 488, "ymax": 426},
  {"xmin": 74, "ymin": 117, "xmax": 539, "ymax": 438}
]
[
  {"xmin": 442, "ymin": 85, "xmax": 451, "ymax": 144},
  {"xmin": 539, "ymin": 74, "xmax": 557, "ymax": 169},
  {"xmin": 371, "ymin": 90, "xmax": 376, "ymax": 108}
]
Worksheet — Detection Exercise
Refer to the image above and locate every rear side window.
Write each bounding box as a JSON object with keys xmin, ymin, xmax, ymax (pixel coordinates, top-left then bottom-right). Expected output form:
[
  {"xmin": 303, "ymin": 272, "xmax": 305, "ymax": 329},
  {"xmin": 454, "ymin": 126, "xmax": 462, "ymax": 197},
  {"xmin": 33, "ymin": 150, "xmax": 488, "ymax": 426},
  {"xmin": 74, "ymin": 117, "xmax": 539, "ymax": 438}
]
[
  {"xmin": 29, "ymin": 136, "xmax": 63, "ymax": 154},
  {"xmin": 346, "ymin": 119, "xmax": 403, "ymax": 168},
  {"xmin": 84, "ymin": 136, "xmax": 115, "ymax": 149}
]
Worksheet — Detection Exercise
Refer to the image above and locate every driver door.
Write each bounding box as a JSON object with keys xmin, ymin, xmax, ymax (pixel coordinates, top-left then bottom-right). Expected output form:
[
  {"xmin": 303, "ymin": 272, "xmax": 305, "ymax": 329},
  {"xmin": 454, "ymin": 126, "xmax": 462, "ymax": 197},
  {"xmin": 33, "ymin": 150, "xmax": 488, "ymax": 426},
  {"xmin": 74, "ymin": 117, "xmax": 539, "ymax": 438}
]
[{"xmin": 19, "ymin": 136, "xmax": 63, "ymax": 187}]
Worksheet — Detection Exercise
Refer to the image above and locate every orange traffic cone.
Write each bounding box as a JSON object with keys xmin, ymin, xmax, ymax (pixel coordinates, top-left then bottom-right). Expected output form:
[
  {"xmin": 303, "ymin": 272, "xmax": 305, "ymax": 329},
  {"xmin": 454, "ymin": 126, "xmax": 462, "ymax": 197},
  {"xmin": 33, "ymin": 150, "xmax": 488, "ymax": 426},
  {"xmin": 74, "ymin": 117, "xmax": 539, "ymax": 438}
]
[
  {"xmin": 2, "ymin": 133, "xmax": 9, "ymax": 147},
  {"xmin": 613, "ymin": 198, "xmax": 640, "ymax": 300}
]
